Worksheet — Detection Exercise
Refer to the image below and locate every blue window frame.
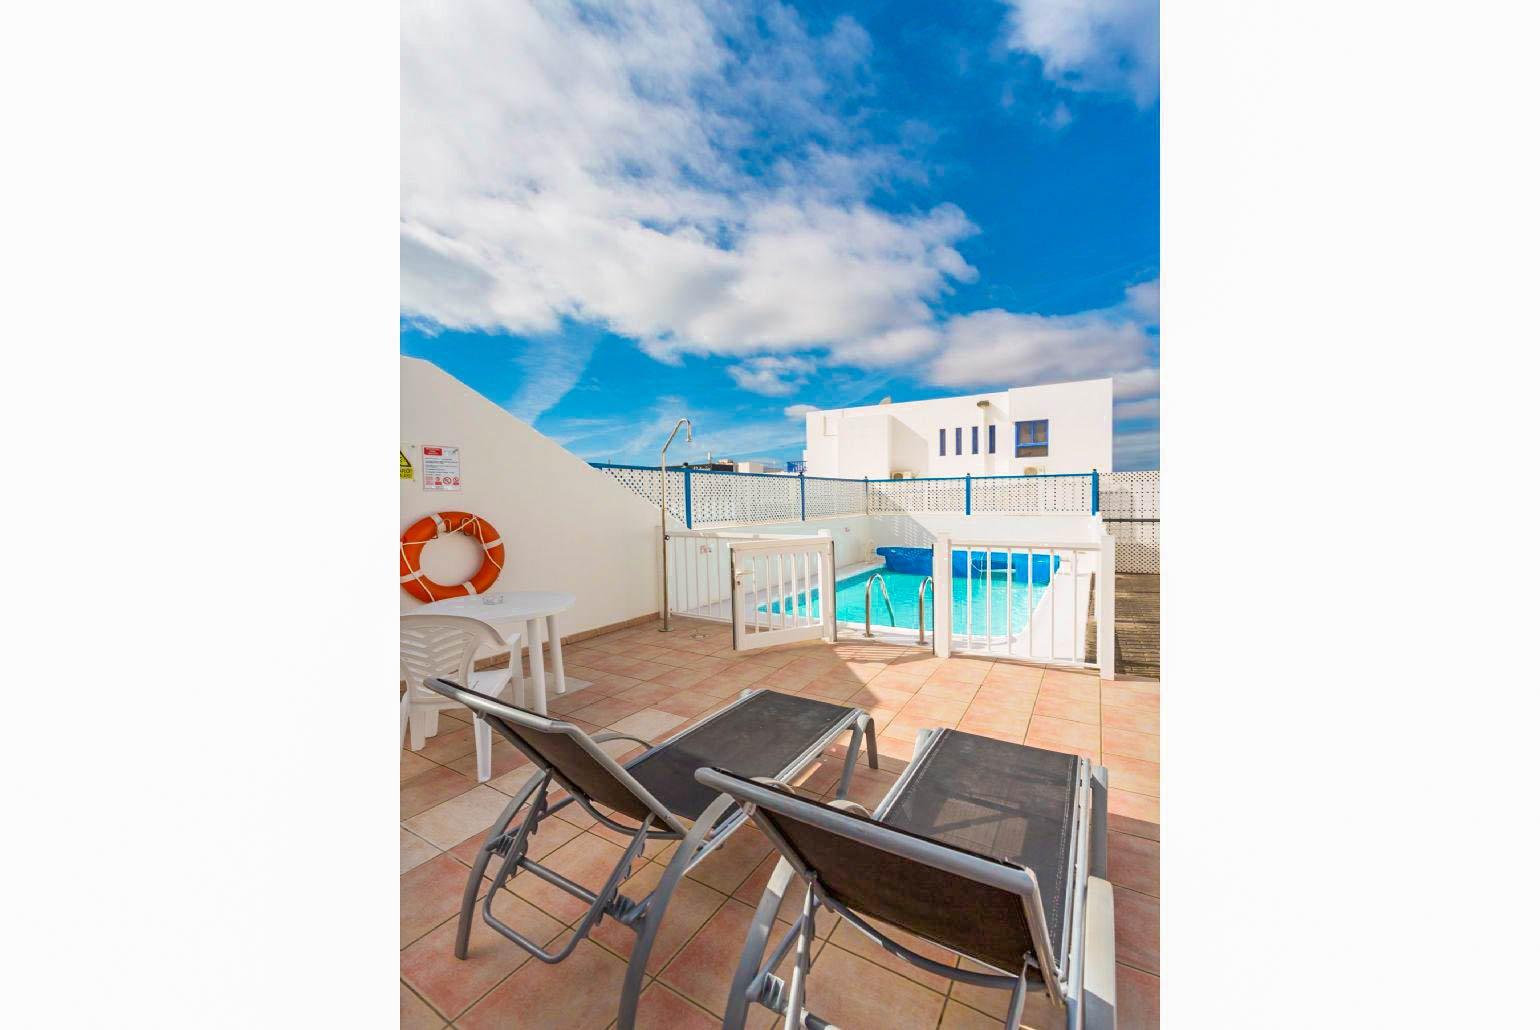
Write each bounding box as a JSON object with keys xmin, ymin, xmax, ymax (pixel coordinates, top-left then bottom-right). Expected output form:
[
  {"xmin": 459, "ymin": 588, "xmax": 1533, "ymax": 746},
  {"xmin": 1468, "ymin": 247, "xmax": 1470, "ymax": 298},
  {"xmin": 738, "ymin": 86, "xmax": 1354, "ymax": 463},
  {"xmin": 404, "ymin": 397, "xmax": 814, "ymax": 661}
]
[
  {"xmin": 938, "ymin": 428, "xmax": 945, "ymax": 456},
  {"xmin": 971, "ymin": 426, "xmax": 979, "ymax": 454},
  {"xmin": 1015, "ymin": 419, "xmax": 1048, "ymax": 458},
  {"xmin": 988, "ymin": 424, "xmax": 996, "ymax": 453},
  {"xmin": 954, "ymin": 427, "xmax": 962, "ymax": 454}
]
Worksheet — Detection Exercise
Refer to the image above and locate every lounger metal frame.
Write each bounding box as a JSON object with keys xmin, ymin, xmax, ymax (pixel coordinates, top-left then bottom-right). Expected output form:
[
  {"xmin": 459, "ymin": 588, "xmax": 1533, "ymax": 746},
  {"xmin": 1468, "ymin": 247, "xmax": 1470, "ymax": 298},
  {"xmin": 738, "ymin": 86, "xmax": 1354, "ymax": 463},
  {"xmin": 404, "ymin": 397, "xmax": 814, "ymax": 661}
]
[
  {"xmin": 422, "ymin": 678, "xmax": 879, "ymax": 1030},
  {"xmin": 703, "ymin": 725, "xmax": 1116, "ymax": 1030}
]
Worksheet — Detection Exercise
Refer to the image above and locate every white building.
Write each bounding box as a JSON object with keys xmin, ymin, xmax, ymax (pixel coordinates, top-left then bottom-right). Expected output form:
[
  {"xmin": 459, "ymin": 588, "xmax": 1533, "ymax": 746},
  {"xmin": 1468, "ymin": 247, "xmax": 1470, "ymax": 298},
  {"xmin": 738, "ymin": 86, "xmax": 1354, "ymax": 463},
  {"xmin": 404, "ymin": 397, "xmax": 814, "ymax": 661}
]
[{"xmin": 801, "ymin": 378, "xmax": 1113, "ymax": 479}]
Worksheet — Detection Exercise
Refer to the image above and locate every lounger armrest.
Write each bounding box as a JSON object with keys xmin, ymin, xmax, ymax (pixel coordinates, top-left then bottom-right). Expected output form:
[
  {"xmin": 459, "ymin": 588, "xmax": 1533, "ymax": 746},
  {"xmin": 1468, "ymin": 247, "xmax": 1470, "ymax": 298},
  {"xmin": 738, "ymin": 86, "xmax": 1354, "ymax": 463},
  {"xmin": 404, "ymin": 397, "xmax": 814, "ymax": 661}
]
[
  {"xmin": 827, "ymin": 799, "xmax": 871, "ymax": 817},
  {"xmin": 590, "ymin": 732, "xmax": 653, "ymax": 748}
]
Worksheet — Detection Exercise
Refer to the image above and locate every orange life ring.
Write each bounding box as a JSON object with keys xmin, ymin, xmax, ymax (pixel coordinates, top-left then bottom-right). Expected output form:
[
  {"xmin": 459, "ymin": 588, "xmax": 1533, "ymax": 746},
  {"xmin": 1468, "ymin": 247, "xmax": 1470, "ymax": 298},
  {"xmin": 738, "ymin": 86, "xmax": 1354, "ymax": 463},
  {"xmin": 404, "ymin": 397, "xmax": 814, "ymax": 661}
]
[{"xmin": 400, "ymin": 511, "xmax": 505, "ymax": 602}]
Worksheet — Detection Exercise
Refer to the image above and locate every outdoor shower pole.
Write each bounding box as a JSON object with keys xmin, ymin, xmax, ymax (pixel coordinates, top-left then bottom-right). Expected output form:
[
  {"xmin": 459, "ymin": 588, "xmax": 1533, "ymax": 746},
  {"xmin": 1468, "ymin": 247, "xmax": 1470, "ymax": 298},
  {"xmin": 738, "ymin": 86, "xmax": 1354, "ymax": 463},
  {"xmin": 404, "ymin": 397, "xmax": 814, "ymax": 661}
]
[{"xmin": 659, "ymin": 418, "xmax": 693, "ymax": 632}]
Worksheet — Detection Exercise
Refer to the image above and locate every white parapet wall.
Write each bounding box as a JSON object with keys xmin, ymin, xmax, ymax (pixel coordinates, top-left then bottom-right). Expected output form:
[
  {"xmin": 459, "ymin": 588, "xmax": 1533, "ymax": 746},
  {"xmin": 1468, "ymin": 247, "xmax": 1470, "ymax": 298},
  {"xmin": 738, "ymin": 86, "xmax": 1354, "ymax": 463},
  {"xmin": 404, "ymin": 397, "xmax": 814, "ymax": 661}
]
[{"xmin": 400, "ymin": 357, "xmax": 665, "ymax": 639}]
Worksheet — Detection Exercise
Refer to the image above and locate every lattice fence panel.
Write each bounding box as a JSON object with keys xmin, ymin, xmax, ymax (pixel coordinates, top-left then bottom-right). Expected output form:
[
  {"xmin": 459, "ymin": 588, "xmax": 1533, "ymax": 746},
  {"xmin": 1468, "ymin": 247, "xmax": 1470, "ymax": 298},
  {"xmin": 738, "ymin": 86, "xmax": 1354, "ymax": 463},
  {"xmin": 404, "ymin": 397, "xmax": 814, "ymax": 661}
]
[
  {"xmin": 972, "ymin": 475, "xmax": 1093, "ymax": 515},
  {"xmin": 1099, "ymin": 470, "xmax": 1159, "ymax": 572},
  {"xmin": 804, "ymin": 477, "xmax": 865, "ymax": 519},
  {"xmin": 593, "ymin": 465, "xmax": 686, "ymax": 522},
  {"xmin": 689, "ymin": 471, "xmax": 800, "ymax": 525},
  {"xmin": 867, "ymin": 478, "xmax": 965, "ymax": 513}
]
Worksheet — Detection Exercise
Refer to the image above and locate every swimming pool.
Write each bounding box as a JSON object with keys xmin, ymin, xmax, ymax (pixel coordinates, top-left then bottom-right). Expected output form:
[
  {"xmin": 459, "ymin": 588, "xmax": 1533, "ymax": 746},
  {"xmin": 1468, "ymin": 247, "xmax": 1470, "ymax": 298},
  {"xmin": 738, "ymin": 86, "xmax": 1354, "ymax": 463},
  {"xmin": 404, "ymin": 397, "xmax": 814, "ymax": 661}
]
[{"xmin": 762, "ymin": 549, "xmax": 1057, "ymax": 634}]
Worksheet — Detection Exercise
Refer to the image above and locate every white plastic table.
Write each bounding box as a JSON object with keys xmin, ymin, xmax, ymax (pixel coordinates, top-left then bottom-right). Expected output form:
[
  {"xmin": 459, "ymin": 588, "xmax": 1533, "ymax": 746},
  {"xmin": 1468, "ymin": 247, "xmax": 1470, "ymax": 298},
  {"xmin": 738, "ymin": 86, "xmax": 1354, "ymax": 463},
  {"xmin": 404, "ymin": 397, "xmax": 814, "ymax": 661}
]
[{"xmin": 419, "ymin": 591, "xmax": 576, "ymax": 715}]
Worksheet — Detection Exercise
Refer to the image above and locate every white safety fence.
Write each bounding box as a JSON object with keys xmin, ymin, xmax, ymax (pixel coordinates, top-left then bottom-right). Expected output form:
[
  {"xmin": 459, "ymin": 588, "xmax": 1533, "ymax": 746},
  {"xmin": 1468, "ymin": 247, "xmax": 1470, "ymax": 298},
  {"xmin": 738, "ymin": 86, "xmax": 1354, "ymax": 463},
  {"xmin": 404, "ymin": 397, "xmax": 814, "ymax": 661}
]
[
  {"xmin": 930, "ymin": 532, "xmax": 1116, "ymax": 677},
  {"xmin": 729, "ymin": 534, "xmax": 837, "ymax": 651},
  {"xmin": 664, "ymin": 529, "xmax": 823, "ymax": 624}
]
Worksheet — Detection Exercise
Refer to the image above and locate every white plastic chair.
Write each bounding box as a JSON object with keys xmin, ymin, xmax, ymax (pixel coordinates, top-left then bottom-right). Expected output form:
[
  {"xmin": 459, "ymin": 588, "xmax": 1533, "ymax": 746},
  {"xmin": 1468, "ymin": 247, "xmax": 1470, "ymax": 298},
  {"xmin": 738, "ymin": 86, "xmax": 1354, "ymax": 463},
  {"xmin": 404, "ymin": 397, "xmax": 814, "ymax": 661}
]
[{"xmin": 400, "ymin": 613, "xmax": 526, "ymax": 782}]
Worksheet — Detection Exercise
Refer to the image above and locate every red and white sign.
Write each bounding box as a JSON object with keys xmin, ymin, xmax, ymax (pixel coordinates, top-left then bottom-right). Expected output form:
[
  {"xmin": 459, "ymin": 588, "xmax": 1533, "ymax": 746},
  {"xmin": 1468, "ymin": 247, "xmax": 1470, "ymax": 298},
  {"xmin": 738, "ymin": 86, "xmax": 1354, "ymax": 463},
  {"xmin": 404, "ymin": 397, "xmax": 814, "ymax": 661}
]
[{"xmin": 421, "ymin": 445, "xmax": 461, "ymax": 491}]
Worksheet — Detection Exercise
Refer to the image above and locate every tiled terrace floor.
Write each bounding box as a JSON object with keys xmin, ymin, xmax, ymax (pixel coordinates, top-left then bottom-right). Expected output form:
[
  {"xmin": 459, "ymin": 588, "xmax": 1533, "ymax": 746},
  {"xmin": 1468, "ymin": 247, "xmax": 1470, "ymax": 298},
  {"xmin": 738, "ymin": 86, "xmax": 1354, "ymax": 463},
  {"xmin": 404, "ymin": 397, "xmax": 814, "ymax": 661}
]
[{"xmin": 402, "ymin": 617, "xmax": 1160, "ymax": 1029}]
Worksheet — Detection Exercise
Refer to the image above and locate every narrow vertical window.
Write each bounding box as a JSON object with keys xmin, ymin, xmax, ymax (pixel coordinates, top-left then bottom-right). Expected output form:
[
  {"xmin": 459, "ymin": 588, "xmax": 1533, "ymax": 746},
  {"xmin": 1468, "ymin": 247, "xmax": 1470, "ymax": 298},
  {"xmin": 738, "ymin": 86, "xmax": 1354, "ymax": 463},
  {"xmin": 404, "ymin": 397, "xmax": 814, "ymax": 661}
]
[
  {"xmin": 971, "ymin": 426, "xmax": 979, "ymax": 454},
  {"xmin": 938, "ymin": 428, "xmax": 946, "ymax": 456},
  {"xmin": 955, "ymin": 427, "xmax": 962, "ymax": 454},
  {"xmin": 988, "ymin": 424, "xmax": 996, "ymax": 453}
]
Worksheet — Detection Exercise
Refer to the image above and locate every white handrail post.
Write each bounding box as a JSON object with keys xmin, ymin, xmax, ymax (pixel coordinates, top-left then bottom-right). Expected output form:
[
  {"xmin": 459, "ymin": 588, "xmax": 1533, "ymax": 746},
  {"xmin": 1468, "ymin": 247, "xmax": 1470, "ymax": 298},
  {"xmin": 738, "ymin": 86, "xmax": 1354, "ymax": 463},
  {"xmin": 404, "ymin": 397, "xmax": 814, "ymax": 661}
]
[
  {"xmin": 1097, "ymin": 529, "xmax": 1116, "ymax": 681},
  {"xmin": 817, "ymin": 529, "xmax": 836, "ymax": 642},
  {"xmin": 933, "ymin": 532, "xmax": 952, "ymax": 658}
]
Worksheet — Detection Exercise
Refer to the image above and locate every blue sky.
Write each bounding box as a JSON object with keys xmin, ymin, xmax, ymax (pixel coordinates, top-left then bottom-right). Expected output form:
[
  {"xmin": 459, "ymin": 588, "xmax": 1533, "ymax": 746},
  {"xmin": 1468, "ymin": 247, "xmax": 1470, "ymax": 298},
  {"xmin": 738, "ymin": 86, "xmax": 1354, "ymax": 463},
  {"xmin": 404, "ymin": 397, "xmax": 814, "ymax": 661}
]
[{"xmin": 402, "ymin": 0, "xmax": 1158, "ymax": 469}]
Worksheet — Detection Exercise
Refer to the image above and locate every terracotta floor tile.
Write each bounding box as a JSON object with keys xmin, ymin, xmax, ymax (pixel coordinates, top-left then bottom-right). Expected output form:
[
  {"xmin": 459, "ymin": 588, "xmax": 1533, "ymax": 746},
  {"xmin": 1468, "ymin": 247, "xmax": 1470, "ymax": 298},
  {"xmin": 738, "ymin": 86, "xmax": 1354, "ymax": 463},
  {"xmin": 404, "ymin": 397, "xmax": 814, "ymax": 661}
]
[
  {"xmin": 508, "ymin": 833, "xmax": 630, "ymax": 925},
  {"xmin": 1100, "ymin": 685, "xmax": 1159, "ymax": 711},
  {"xmin": 402, "ymin": 750, "xmax": 438, "ymax": 783},
  {"xmin": 827, "ymin": 916, "xmax": 959, "ymax": 993},
  {"xmin": 866, "ymin": 668, "xmax": 929, "ymax": 693},
  {"xmin": 1103, "ymin": 753, "xmax": 1159, "ymax": 797},
  {"xmin": 800, "ymin": 673, "xmax": 866, "ymax": 700},
  {"xmin": 1108, "ymin": 789, "xmax": 1160, "ymax": 839},
  {"xmin": 656, "ymin": 900, "xmax": 807, "ymax": 1017},
  {"xmin": 758, "ymin": 666, "xmax": 822, "ymax": 691},
  {"xmin": 456, "ymin": 936, "xmax": 628, "ymax": 1030},
  {"xmin": 1113, "ymin": 886, "xmax": 1159, "ymax": 974},
  {"xmin": 607, "ymin": 706, "xmax": 687, "ymax": 740},
  {"xmin": 1116, "ymin": 963, "xmax": 1161, "ymax": 1029},
  {"xmin": 965, "ymin": 697, "xmax": 1036, "ymax": 724},
  {"xmin": 402, "ymin": 765, "xmax": 479, "ymax": 820},
  {"xmin": 614, "ymin": 681, "xmax": 686, "ymax": 705},
  {"xmin": 927, "ymin": 658, "xmax": 993, "ymax": 685},
  {"xmin": 444, "ymin": 742, "xmax": 531, "ymax": 781},
  {"xmin": 1108, "ymin": 830, "xmax": 1160, "ymax": 898},
  {"xmin": 402, "ymin": 853, "xmax": 483, "ymax": 948},
  {"xmin": 848, "ymin": 683, "xmax": 924, "ymax": 710},
  {"xmin": 1101, "ymin": 703, "xmax": 1159, "ymax": 735},
  {"xmin": 404, "ymin": 785, "xmax": 515, "ymax": 851},
  {"xmin": 486, "ymin": 764, "xmax": 541, "ymax": 799},
  {"xmin": 654, "ymin": 693, "xmax": 720, "ymax": 718},
  {"xmin": 628, "ymin": 982, "xmax": 721, "ymax": 1030},
  {"xmin": 400, "ymin": 983, "xmax": 446, "ymax": 1030},
  {"xmin": 1041, "ymin": 668, "xmax": 1100, "ymax": 691},
  {"xmin": 569, "ymin": 697, "xmax": 648, "ymax": 726},
  {"xmin": 645, "ymin": 664, "xmax": 712, "ymax": 689},
  {"xmin": 589, "ymin": 860, "xmax": 730, "ymax": 974},
  {"xmin": 1024, "ymin": 715, "xmax": 1101, "ymax": 757},
  {"xmin": 879, "ymin": 713, "xmax": 935, "ymax": 744},
  {"xmin": 1032, "ymin": 694, "xmax": 1100, "ymax": 725},
  {"xmin": 1102, "ymin": 726, "xmax": 1159, "ymax": 763},
  {"xmin": 729, "ymin": 854, "xmax": 833, "ymax": 939},
  {"xmin": 414, "ymin": 721, "xmax": 479, "ymax": 765},
  {"xmin": 709, "ymin": 663, "xmax": 774, "ymax": 686},
  {"xmin": 1037, "ymin": 678, "xmax": 1100, "ymax": 706},
  {"xmin": 981, "ymin": 663, "xmax": 1045, "ymax": 688},
  {"xmin": 685, "ymin": 825, "xmax": 773, "ymax": 895},
  {"xmin": 883, "ymin": 654, "xmax": 948, "ymax": 678},
  {"xmin": 955, "ymin": 714, "xmax": 1028, "ymax": 744},
  {"xmin": 916, "ymin": 678, "xmax": 980, "ymax": 704},
  {"xmin": 874, "ymin": 733, "xmax": 919, "ymax": 762},
  {"xmin": 400, "ymin": 889, "xmax": 564, "ymax": 1020},
  {"xmin": 947, "ymin": 958, "xmax": 1065, "ymax": 1028},
  {"xmin": 448, "ymin": 809, "xmax": 584, "ymax": 876},
  {"xmin": 402, "ymin": 828, "xmax": 441, "ymax": 875},
  {"xmin": 899, "ymin": 694, "xmax": 970, "ymax": 723},
  {"xmin": 798, "ymin": 944, "xmax": 946, "ymax": 1030},
  {"xmin": 938, "ymin": 998, "xmax": 999, "ymax": 1029}
]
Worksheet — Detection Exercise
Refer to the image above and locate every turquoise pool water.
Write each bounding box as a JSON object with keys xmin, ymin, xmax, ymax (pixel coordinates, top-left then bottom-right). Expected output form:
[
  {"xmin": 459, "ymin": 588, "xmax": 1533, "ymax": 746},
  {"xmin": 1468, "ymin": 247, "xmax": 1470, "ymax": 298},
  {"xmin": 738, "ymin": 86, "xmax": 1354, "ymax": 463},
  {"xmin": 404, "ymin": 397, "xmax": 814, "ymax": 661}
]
[{"xmin": 762, "ymin": 556, "xmax": 1055, "ymax": 635}]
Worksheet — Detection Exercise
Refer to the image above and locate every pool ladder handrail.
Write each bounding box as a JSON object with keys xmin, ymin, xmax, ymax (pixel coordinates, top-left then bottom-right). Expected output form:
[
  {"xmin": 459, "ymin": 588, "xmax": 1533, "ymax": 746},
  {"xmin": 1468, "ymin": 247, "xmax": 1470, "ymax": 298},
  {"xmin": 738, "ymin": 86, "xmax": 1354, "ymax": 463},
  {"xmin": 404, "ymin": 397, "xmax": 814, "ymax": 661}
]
[
  {"xmin": 915, "ymin": 576, "xmax": 935, "ymax": 650},
  {"xmin": 862, "ymin": 573, "xmax": 897, "ymax": 638}
]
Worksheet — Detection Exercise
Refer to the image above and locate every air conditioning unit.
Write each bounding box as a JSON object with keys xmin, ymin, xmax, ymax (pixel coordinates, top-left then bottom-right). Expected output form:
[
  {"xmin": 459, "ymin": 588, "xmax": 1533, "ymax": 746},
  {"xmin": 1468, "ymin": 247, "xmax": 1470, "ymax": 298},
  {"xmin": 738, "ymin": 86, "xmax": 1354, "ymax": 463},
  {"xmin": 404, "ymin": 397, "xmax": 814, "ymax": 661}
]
[
  {"xmin": 891, "ymin": 470, "xmax": 917, "ymax": 480},
  {"xmin": 1020, "ymin": 465, "xmax": 1043, "ymax": 476}
]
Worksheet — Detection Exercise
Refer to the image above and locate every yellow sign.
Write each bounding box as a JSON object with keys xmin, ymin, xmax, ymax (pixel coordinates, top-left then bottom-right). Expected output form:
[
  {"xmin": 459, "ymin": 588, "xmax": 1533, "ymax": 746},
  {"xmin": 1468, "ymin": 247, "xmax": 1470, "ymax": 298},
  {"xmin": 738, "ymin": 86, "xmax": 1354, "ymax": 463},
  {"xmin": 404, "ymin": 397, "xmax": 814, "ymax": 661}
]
[{"xmin": 400, "ymin": 450, "xmax": 414, "ymax": 480}]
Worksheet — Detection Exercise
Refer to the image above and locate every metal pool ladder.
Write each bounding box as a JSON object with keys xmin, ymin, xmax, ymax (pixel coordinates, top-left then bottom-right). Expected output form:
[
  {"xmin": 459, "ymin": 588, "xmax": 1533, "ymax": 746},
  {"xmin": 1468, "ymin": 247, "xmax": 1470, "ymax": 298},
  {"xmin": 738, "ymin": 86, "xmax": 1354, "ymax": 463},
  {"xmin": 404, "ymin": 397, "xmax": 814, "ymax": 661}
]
[
  {"xmin": 862, "ymin": 573, "xmax": 896, "ymax": 638},
  {"xmin": 915, "ymin": 576, "xmax": 935, "ymax": 650}
]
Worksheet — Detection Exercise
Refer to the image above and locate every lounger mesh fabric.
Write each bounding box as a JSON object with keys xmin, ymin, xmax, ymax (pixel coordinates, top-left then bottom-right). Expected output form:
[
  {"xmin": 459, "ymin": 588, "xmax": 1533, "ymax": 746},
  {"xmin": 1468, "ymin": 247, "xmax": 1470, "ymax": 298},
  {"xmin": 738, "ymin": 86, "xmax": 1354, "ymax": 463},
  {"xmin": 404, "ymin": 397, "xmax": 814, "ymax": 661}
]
[
  {"xmin": 881, "ymin": 729, "xmax": 1079, "ymax": 957},
  {"xmin": 626, "ymin": 691, "xmax": 853, "ymax": 821},
  {"xmin": 720, "ymin": 769, "xmax": 1041, "ymax": 976}
]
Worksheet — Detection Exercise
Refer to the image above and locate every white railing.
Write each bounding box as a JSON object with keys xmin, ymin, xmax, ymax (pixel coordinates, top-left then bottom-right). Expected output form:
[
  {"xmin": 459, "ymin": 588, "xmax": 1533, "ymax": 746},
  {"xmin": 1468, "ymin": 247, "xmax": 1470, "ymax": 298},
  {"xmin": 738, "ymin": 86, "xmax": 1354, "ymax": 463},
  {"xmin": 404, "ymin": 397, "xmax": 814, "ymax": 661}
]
[
  {"xmin": 931, "ymin": 532, "xmax": 1116, "ymax": 678},
  {"xmin": 730, "ymin": 534, "xmax": 837, "ymax": 650},
  {"xmin": 664, "ymin": 529, "xmax": 815, "ymax": 623}
]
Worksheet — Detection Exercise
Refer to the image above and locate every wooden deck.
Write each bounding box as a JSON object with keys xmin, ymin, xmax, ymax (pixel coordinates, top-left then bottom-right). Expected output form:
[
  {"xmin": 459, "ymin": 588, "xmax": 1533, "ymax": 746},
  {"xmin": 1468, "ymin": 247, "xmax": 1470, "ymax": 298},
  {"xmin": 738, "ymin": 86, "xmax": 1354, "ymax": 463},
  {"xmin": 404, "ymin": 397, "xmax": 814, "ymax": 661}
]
[{"xmin": 1086, "ymin": 572, "xmax": 1161, "ymax": 678}]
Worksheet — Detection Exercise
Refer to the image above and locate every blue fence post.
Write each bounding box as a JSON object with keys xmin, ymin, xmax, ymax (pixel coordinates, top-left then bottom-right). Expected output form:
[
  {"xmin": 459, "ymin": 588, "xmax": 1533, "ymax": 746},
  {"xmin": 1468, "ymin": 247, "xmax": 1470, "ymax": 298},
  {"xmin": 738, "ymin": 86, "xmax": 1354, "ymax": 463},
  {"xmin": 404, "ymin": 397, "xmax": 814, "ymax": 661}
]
[
  {"xmin": 799, "ymin": 473, "xmax": 807, "ymax": 522},
  {"xmin": 683, "ymin": 468, "xmax": 693, "ymax": 529},
  {"xmin": 1091, "ymin": 469, "xmax": 1099, "ymax": 515},
  {"xmin": 965, "ymin": 474, "xmax": 972, "ymax": 515}
]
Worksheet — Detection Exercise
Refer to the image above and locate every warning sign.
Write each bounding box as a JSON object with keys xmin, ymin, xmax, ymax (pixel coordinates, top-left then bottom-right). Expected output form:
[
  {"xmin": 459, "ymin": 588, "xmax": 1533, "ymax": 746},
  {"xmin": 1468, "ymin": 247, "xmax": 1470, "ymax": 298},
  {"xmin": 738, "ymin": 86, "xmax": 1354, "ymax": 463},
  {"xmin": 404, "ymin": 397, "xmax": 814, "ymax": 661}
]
[
  {"xmin": 422, "ymin": 445, "xmax": 461, "ymax": 491},
  {"xmin": 400, "ymin": 450, "xmax": 414, "ymax": 480}
]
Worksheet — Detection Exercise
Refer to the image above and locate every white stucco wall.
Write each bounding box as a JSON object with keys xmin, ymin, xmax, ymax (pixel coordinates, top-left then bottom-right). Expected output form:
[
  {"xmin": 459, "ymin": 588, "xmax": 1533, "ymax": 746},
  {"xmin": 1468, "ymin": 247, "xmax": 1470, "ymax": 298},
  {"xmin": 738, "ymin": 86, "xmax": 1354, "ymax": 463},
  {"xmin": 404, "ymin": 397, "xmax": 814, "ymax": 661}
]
[
  {"xmin": 400, "ymin": 357, "xmax": 662, "ymax": 638},
  {"xmin": 802, "ymin": 379, "xmax": 1113, "ymax": 479}
]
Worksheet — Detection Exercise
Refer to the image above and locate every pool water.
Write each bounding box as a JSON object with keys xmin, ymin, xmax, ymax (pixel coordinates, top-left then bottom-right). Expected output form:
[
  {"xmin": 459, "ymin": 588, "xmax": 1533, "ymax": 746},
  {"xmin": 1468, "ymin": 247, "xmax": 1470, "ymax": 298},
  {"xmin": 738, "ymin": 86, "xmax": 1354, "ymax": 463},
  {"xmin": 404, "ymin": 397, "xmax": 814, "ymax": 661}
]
[{"xmin": 762, "ymin": 554, "xmax": 1056, "ymax": 635}]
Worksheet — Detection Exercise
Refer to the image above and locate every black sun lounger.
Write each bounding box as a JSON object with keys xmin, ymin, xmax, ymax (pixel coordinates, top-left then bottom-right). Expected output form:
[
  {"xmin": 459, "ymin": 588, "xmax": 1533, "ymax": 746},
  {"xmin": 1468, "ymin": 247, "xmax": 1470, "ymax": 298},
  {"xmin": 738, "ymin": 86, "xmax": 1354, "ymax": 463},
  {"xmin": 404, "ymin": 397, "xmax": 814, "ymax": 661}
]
[
  {"xmin": 421, "ymin": 678, "xmax": 879, "ymax": 1027},
  {"xmin": 697, "ymin": 727, "xmax": 1116, "ymax": 1030}
]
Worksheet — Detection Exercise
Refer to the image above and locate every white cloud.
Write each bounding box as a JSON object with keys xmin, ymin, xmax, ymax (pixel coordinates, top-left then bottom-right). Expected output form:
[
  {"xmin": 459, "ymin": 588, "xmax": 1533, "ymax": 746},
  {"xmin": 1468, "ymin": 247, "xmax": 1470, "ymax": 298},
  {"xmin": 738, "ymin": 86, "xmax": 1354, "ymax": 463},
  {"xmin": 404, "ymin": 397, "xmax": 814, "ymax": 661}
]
[
  {"xmin": 1114, "ymin": 426, "xmax": 1159, "ymax": 470},
  {"xmin": 726, "ymin": 355, "xmax": 817, "ymax": 396},
  {"xmin": 783, "ymin": 403, "xmax": 817, "ymax": 420},
  {"xmin": 402, "ymin": 0, "xmax": 976, "ymax": 366},
  {"xmin": 506, "ymin": 337, "xmax": 597, "ymax": 425},
  {"xmin": 1001, "ymin": 0, "xmax": 1159, "ymax": 106},
  {"xmin": 924, "ymin": 278, "xmax": 1158, "ymax": 389},
  {"xmin": 1114, "ymin": 396, "xmax": 1159, "ymax": 420}
]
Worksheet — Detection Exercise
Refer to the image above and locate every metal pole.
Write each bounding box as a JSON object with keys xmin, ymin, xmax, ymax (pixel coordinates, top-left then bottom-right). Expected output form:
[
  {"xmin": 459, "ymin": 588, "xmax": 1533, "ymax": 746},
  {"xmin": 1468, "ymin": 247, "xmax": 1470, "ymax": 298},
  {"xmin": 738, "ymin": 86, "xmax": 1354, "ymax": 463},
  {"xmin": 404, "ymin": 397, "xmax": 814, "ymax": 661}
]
[{"xmin": 659, "ymin": 419, "xmax": 693, "ymax": 632}]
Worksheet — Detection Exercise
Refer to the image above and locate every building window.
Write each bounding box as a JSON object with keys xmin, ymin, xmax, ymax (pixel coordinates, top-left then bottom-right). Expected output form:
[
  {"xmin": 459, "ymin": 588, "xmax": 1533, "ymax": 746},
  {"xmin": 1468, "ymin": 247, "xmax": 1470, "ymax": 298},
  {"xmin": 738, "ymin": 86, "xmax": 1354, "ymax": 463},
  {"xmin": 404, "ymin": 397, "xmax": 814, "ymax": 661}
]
[
  {"xmin": 1015, "ymin": 419, "xmax": 1048, "ymax": 458},
  {"xmin": 938, "ymin": 428, "xmax": 945, "ymax": 456},
  {"xmin": 954, "ymin": 427, "xmax": 962, "ymax": 454},
  {"xmin": 988, "ymin": 424, "xmax": 996, "ymax": 453},
  {"xmin": 971, "ymin": 426, "xmax": 979, "ymax": 454}
]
